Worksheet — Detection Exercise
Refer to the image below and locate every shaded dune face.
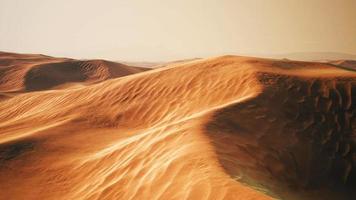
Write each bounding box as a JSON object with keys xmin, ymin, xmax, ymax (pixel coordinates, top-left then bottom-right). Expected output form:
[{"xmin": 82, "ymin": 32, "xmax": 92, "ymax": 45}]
[
  {"xmin": 24, "ymin": 61, "xmax": 88, "ymax": 91},
  {"xmin": 0, "ymin": 54, "xmax": 355, "ymax": 200},
  {"xmin": 206, "ymin": 73, "xmax": 356, "ymax": 200}
]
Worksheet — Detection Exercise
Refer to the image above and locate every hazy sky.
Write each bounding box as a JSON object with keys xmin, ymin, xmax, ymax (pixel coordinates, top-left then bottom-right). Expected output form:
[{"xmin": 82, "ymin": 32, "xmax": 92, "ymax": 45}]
[{"xmin": 1, "ymin": 0, "xmax": 355, "ymax": 61}]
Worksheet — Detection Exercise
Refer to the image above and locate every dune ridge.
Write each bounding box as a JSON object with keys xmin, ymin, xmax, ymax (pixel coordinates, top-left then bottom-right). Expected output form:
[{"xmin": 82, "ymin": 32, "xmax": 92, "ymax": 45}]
[{"xmin": 0, "ymin": 53, "xmax": 355, "ymax": 200}]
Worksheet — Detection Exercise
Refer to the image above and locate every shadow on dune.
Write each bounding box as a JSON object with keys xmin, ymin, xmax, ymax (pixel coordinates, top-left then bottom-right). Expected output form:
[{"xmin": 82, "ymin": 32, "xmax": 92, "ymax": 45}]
[
  {"xmin": 24, "ymin": 61, "xmax": 87, "ymax": 91},
  {"xmin": 204, "ymin": 73, "xmax": 356, "ymax": 200},
  {"xmin": 0, "ymin": 139, "xmax": 36, "ymax": 163}
]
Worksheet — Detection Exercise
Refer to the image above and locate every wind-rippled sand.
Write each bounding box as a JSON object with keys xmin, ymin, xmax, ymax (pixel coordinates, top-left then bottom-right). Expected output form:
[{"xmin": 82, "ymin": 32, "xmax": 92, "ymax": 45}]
[{"xmin": 0, "ymin": 52, "xmax": 355, "ymax": 200}]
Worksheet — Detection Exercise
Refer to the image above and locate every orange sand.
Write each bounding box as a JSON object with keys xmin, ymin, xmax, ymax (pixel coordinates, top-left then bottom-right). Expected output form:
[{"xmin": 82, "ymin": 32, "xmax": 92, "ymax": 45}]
[{"xmin": 0, "ymin": 52, "xmax": 355, "ymax": 200}]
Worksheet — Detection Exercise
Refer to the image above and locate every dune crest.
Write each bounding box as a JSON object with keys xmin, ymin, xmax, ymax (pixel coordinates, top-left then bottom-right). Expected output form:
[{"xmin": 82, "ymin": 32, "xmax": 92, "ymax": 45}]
[{"xmin": 0, "ymin": 53, "xmax": 355, "ymax": 200}]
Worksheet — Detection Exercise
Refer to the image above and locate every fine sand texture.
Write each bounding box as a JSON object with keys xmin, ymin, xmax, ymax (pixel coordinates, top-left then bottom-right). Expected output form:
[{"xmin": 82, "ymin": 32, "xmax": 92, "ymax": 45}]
[{"xmin": 0, "ymin": 52, "xmax": 355, "ymax": 200}]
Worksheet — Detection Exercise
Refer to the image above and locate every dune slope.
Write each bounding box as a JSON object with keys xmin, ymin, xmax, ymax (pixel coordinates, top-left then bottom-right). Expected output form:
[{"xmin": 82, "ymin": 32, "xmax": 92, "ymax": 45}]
[{"xmin": 0, "ymin": 55, "xmax": 355, "ymax": 200}]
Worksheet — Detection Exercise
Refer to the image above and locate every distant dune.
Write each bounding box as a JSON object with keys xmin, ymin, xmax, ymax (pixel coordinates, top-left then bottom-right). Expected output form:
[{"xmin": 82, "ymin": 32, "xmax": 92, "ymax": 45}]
[
  {"xmin": 274, "ymin": 52, "xmax": 356, "ymax": 62},
  {"xmin": 0, "ymin": 52, "xmax": 149, "ymax": 93},
  {"xmin": 329, "ymin": 60, "xmax": 356, "ymax": 71},
  {"xmin": 0, "ymin": 52, "xmax": 355, "ymax": 200},
  {"xmin": 120, "ymin": 58, "xmax": 201, "ymax": 69}
]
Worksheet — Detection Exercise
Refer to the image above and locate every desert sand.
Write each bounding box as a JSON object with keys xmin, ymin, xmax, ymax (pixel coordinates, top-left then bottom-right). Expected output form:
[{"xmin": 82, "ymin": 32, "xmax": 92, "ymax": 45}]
[
  {"xmin": 0, "ymin": 52, "xmax": 148, "ymax": 93},
  {"xmin": 0, "ymin": 52, "xmax": 355, "ymax": 200}
]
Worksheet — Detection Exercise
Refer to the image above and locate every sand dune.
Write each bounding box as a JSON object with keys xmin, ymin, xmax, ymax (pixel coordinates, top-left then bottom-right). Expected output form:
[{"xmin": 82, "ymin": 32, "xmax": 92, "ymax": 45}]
[
  {"xmin": 0, "ymin": 53, "xmax": 355, "ymax": 200},
  {"xmin": 275, "ymin": 52, "xmax": 356, "ymax": 62},
  {"xmin": 0, "ymin": 52, "xmax": 148, "ymax": 93},
  {"xmin": 121, "ymin": 58, "xmax": 202, "ymax": 69},
  {"xmin": 329, "ymin": 60, "xmax": 356, "ymax": 71}
]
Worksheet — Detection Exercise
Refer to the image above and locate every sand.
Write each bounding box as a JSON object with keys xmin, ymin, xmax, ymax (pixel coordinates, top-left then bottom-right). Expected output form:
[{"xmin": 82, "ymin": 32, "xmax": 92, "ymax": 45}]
[
  {"xmin": 0, "ymin": 52, "xmax": 148, "ymax": 93},
  {"xmin": 0, "ymin": 52, "xmax": 355, "ymax": 200}
]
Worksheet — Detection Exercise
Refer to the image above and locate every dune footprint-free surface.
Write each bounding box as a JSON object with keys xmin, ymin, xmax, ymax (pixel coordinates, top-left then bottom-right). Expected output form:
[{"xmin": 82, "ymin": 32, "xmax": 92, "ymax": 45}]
[{"xmin": 0, "ymin": 52, "xmax": 355, "ymax": 200}]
